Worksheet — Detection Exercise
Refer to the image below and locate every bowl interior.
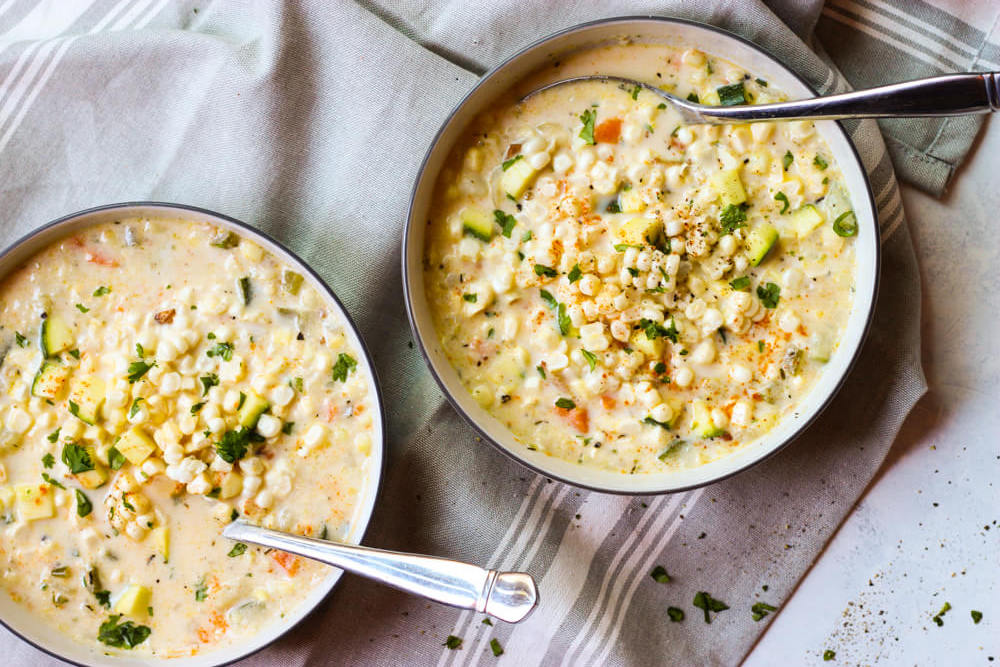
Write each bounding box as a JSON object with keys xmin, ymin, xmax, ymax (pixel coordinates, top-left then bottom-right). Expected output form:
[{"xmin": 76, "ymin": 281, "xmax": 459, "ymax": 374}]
[
  {"xmin": 404, "ymin": 18, "xmax": 878, "ymax": 494},
  {"xmin": 0, "ymin": 204, "xmax": 385, "ymax": 666}
]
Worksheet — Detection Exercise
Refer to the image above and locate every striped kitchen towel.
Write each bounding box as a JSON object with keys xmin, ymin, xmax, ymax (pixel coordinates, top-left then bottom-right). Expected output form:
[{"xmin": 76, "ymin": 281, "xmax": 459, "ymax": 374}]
[{"xmin": 0, "ymin": 0, "xmax": 993, "ymax": 665}]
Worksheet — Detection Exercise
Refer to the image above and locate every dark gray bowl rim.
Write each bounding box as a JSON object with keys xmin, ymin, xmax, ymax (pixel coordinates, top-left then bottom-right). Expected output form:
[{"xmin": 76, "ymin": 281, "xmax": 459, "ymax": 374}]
[
  {"xmin": 0, "ymin": 201, "xmax": 388, "ymax": 667},
  {"xmin": 402, "ymin": 15, "xmax": 881, "ymax": 496}
]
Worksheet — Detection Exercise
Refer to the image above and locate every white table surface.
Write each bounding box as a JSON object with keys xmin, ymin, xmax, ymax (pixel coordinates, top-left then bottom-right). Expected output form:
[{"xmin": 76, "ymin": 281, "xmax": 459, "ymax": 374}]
[{"xmin": 745, "ymin": 119, "xmax": 1000, "ymax": 665}]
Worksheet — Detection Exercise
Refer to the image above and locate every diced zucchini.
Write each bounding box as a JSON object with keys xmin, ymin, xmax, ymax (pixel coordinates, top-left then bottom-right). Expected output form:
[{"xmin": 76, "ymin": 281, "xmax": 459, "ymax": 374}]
[
  {"xmin": 31, "ymin": 360, "xmax": 71, "ymax": 400},
  {"xmin": 149, "ymin": 526, "xmax": 169, "ymax": 561},
  {"xmin": 238, "ymin": 392, "xmax": 270, "ymax": 428},
  {"xmin": 68, "ymin": 375, "xmax": 105, "ymax": 425},
  {"xmin": 500, "ymin": 158, "xmax": 538, "ymax": 199},
  {"xmin": 808, "ymin": 330, "xmax": 833, "ymax": 363},
  {"xmin": 281, "ymin": 270, "xmax": 304, "ymax": 295},
  {"xmin": 219, "ymin": 471, "xmax": 243, "ymax": 500},
  {"xmin": 745, "ymin": 223, "xmax": 779, "ymax": 266},
  {"xmin": 40, "ymin": 316, "xmax": 73, "ymax": 358},
  {"xmin": 629, "ymin": 330, "xmax": 664, "ymax": 359},
  {"xmin": 113, "ymin": 584, "xmax": 151, "ymax": 616},
  {"xmin": 789, "ymin": 204, "xmax": 824, "ymax": 238},
  {"xmin": 115, "ymin": 427, "xmax": 156, "ymax": 465},
  {"xmin": 15, "ymin": 484, "xmax": 55, "ymax": 521},
  {"xmin": 460, "ymin": 207, "xmax": 493, "ymax": 242},
  {"xmin": 690, "ymin": 401, "xmax": 724, "ymax": 439},
  {"xmin": 618, "ymin": 189, "xmax": 646, "ymax": 213},
  {"xmin": 710, "ymin": 168, "xmax": 747, "ymax": 207},
  {"xmin": 617, "ymin": 217, "xmax": 664, "ymax": 247},
  {"xmin": 76, "ymin": 465, "xmax": 108, "ymax": 490}
]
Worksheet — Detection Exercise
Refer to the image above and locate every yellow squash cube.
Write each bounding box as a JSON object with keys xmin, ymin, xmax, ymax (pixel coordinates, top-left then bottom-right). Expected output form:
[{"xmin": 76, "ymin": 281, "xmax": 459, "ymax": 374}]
[
  {"xmin": 149, "ymin": 526, "xmax": 170, "ymax": 562},
  {"xmin": 710, "ymin": 168, "xmax": 747, "ymax": 207},
  {"xmin": 500, "ymin": 157, "xmax": 538, "ymax": 199},
  {"xmin": 617, "ymin": 217, "xmax": 664, "ymax": 247},
  {"xmin": 15, "ymin": 484, "xmax": 55, "ymax": 521},
  {"xmin": 113, "ymin": 584, "xmax": 151, "ymax": 616},
  {"xmin": 115, "ymin": 427, "xmax": 156, "ymax": 465}
]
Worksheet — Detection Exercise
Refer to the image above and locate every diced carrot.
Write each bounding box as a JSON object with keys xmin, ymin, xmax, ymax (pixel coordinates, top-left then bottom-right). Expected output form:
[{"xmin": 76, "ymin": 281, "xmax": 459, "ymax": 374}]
[
  {"xmin": 595, "ymin": 118, "xmax": 622, "ymax": 143},
  {"xmin": 600, "ymin": 396, "xmax": 616, "ymax": 410},
  {"xmin": 270, "ymin": 550, "xmax": 300, "ymax": 576},
  {"xmin": 556, "ymin": 406, "xmax": 589, "ymax": 432}
]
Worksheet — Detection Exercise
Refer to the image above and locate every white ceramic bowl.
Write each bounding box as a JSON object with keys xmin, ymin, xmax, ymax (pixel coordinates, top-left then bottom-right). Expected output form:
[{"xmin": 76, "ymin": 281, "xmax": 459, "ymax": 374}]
[
  {"xmin": 0, "ymin": 203, "xmax": 386, "ymax": 666},
  {"xmin": 403, "ymin": 17, "xmax": 879, "ymax": 494}
]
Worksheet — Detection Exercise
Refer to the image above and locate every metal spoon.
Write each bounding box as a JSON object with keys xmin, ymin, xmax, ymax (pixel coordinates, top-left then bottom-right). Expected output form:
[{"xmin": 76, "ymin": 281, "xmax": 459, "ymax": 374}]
[
  {"xmin": 223, "ymin": 520, "xmax": 539, "ymax": 623},
  {"xmin": 525, "ymin": 72, "xmax": 1000, "ymax": 124}
]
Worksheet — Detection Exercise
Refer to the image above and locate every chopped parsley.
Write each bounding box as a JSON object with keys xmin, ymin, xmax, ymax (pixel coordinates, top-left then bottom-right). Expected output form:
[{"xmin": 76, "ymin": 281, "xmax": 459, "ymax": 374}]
[
  {"xmin": 216, "ymin": 427, "xmax": 255, "ymax": 463},
  {"xmin": 716, "ymin": 82, "xmax": 747, "ymax": 106},
  {"xmin": 782, "ymin": 150, "xmax": 793, "ymax": 171},
  {"xmin": 190, "ymin": 402, "xmax": 205, "ymax": 415},
  {"xmin": 494, "ymin": 209, "xmax": 517, "ymax": 238},
  {"xmin": 579, "ymin": 108, "xmax": 596, "ymax": 145},
  {"xmin": 92, "ymin": 286, "xmax": 111, "ymax": 297},
  {"xmin": 813, "ymin": 154, "xmax": 829, "ymax": 170},
  {"xmin": 606, "ymin": 199, "xmax": 622, "ymax": 213},
  {"xmin": 580, "ymin": 349, "xmax": 598, "ymax": 371},
  {"xmin": 14, "ymin": 331, "xmax": 28, "ymax": 348},
  {"xmin": 482, "ymin": 618, "xmax": 493, "ymax": 626},
  {"xmin": 41, "ymin": 453, "xmax": 55, "ymax": 468},
  {"xmin": 756, "ymin": 282, "xmax": 781, "ymax": 309},
  {"xmin": 61, "ymin": 443, "xmax": 94, "ymax": 474},
  {"xmin": 823, "ymin": 650, "xmax": 836, "ymax": 661},
  {"xmin": 76, "ymin": 489, "xmax": 93, "ymax": 517},
  {"xmin": 199, "ymin": 373, "xmax": 219, "ymax": 395},
  {"xmin": 443, "ymin": 635, "xmax": 463, "ymax": 649},
  {"xmin": 751, "ymin": 602, "xmax": 777, "ymax": 621},
  {"xmin": 126, "ymin": 360, "xmax": 155, "ymax": 383},
  {"xmin": 639, "ymin": 317, "xmax": 679, "ymax": 343},
  {"xmin": 668, "ymin": 606, "xmax": 685, "ymax": 622},
  {"xmin": 462, "ymin": 293, "xmax": 478, "ymax": 303},
  {"xmin": 331, "ymin": 353, "xmax": 357, "ymax": 382},
  {"xmin": 774, "ymin": 191, "xmax": 790, "ymax": 213},
  {"xmin": 501, "ymin": 154, "xmax": 523, "ymax": 171},
  {"xmin": 521, "ymin": 230, "xmax": 532, "ymax": 242},
  {"xmin": 47, "ymin": 428, "xmax": 60, "ymax": 443},
  {"xmin": 729, "ymin": 276, "xmax": 751, "ymax": 291},
  {"xmin": 555, "ymin": 397, "xmax": 576, "ymax": 410},
  {"xmin": 97, "ymin": 615, "xmax": 151, "ymax": 649},
  {"xmin": 42, "ymin": 472, "xmax": 65, "ymax": 489},
  {"xmin": 206, "ymin": 341, "xmax": 234, "ymax": 361},
  {"xmin": 533, "ymin": 264, "xmax": 558, "ymax": 278},
  {"xmin": 490, "ymin": 638, "xmax": 504, "ymax": 657},
  {"xmin": 108, "ymin": 446, "xmax": 126, "ymax": 470},
  {"xmin": 75, "ymin": 303, "xmax": 90, "ymax": 313},
  {"xmin": 719, "ymin": 203, "xmax": 749, "ymax": 233},
  {"xmin": 650, "ymin": 565, "xmax": 671, "ymax": 583},
  {"xmin": 692, "ymin": 591, "xmax": 729, "ymax": 623},
  {"xmin": 227, "ymin": 543, "xmax": 247, "ymax": 557},
  {"xmin": 568, "ymin": 263, "xmax": 582, "ymax": 283},
  {"xmin": 654, "ymin": 361, "xmax": 667, "ymax": 374},
  {"xmin": 128, "ymin": 397, "xmax": 144, "ymax": 419}
]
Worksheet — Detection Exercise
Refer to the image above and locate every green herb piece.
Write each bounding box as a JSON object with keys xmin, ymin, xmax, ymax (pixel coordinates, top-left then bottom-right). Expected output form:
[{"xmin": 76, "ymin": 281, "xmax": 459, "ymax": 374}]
[
  {"xmin": 971, "ymin": 610, "xmax": 983, "ymax": 624},
  {"xmin": 67, "ymin": 348, "xmax": 81, "ymax": 359},
  {"xmin": 534, "ymin": 264, "xmax": 558, "ymax": 278},
  {"xmin": 94, "ymin": 590, "xmax": 111, "ymax": 607},
  {"xmin": 216, "ymin": 427, "xmax": 254, "ymax": 463},
  {"xmin": 501, "ymin": 154, "xmax": 523, "ymax": 171},
  {"xmin": 128, "ymin": 397, "xmax": 144, "ymax": 419},
  {"xmin": 751, "ymin": 602, "xmax": 777, "ymax": 621},
  {"xmin": 199, "ymin": 373, "xmax": 219, "ymax": 395},
  {"xmin": 194, "ymin": 579, "xmax": 208, "ymax": 602},
  {"xmin": 190, "ymin": 402, "xmax": 205, "ymax": 415},
  {"xmin": 536, "ymin": 365, "xmax": 546, "ymax": 379},
  {"xmin": 813, "ymin": 154, "xmax": 829, "ymax": 170},
  {"xmin": 291, "ymin": 376, "xmax": 304, "ymax": 392},
  {"xmin": 462, "ymin": 293, "xmax": 478, "ymax": 303},
  {"xmin": 494, "ymin": 210, "xmax": 517, "ymax": 238},
  {"xmin": 613, "ymin": 242, "xmax": 642, "ymax": 252},
  {"xmin": 782, "ymin": 150, "xmax": 793, "ymax": 171},
  {"xmin": 539, "ymin": 289, "xmax": 557, "ymax": 309},
  {"xmin": 521, "ymin": 230, "xmax": 533, "ymax": 242},
  {"xmin": 93, "ymin": 286, "xmax": 111, "ymax": 297},
  {"xmin": 237, "ymin": 392, "xmax": 246, "ymax": 410},
  {"xmin": 568, "ymin": 264, "xmax": 582, "ymax": 283},
  {"xmin": 76, "ymin": 489, "xmax": 93, "ymax": 517},
  {"xmin": 686, "ymin": 92, "xmax": 699, "ymax": 103},
  {"xmin": 108, "ymin": 446, "xmax": 126, "ymax": 471},
  {"xmin": 47, "ymin": 428, "xmax": 60, "ymax": 443},
  {"xmin": 657, "ymin": 102, "xmax": 667, "ymax": 110},
  {"xmin": 668, "ymin": 606, "xmax": 685, "ymax": 622},
  {"xmin": 76, "ymin": 303, "xmax": 90, "ymax": 313},
  {"xmin": 643, "ymin": 416, "xmax": 672, "ymax": 430},
  {"xmin": 606, "ymin": 199, "xmax": 622, "ymax": 214},
  {"xmin": 127, "ymin": 360, "xmax": 155, "ymax": 383},
  {"xmin": 227, "ymin": 543, "xmax": 247, "ymax": 557},
  {"xmin": 282, "ymin": 421, "xmax": 294, "ymax": 435},
  {"xmin": 833, "ymin": 211, "xmax": 858, "ymax": 237},
  {"xmin": 717, "ymin": 82, "xmax": 747, "ymax": 106},
  {"xmin": 625, "ymin": 267, "xmax": 638, "ymax": 277},
  {"xmin": 210, "ymin": 231, "xmax": 239, "ymax": 249},
  {"xmin": 444, "ymin": 635, "xmax": 463, "ymax": 650},
  {"xmin": 755, "ymin": 77, "xmax": 768, "ymax": 87},
  {"xmin": 206, "ymin": 341, "xmax": 234, "ymax": 361},
  {"xmin": 630, "ymin": 84, "xmax": 641, "ymax": 100},
  {"xmin": 230, "ymin": 509, "xmax": 239, "ymax": 522},
  {"xmin": 579, "ymin": 108, "xmax": 596, "ymax": 145},
  {"xmin": 639, "ymin": 317, "xmax": 678, "ymax": 343},
  {"xmin": 774, "ymin": 191, "xmax": 790, "ymax": 214},
  {"xmin": 61, "ymin": 443, "xmax": 94, "ymax": 474},
  {"xmin": 331, "ymin": 353, "xmax": 357, "ymax": 382},
  {"xmin": 932, "ymin": 601, "xmax": 951, "ymax": 626},
  {"xmin": 14, "ymin": 331, "xmax": 28, "ymax": 347},
  {"xmin": 97, "ymin": 615, "xmax": 151, "ymax": 649},
  {"xmin": 650, "ymin": 565, "xmax": 671, "ymax": 583},
  {"xmin": 555, "ymin": 397, "xmax": 576, "ymax": 410},
  {"xmin": 482, "ymin": 618, "xmax": 493, "ymax": 626},
  {"xmin": 42, "ymin": 472, "xmax": 65, "ymax": 489},
  {"xmin": 692, "ymin": 591, "xmax": 729, "ymax": 623},
  {"xmin": 654, "ymin": 361, "xmax": 667, "ymax": 374},
  {"xmin": 490, "ymin": 638, "xmax": 504, "ymax": 657},
  {"xmin": 658, "ymin": 439, "xmax": 685, "ymax": 461},
  {"xmin": 581, "ymin": 349, "xmax": 598, "ymax": 371},
  {"xmin": 719, "ymin": 203, "xmax": 749, "ymax": 233},
  {"xmin": 729, "ymin": 276, "xmax": 751, "ymax": 291},
  {"xmin": 557, "ymin": 302, "xmax": 571, "ymax": 336},
  {"xmin": 238, "ymin": 276, "xmax": 252, "ymax": 305},
  {"xmin": 823, "ymin": 649, "xmax": 836, "ymax": 661},
  {"xmin": 756, "ymin": 282, "xmax": 780, "ymax": 308},
  {"xmin": 136, "ymin": 342, "xmax": 145, "ymax": 356},
  {"xmin": 42, "ymin": 453, "xmax": 55, "ymax": 468}
]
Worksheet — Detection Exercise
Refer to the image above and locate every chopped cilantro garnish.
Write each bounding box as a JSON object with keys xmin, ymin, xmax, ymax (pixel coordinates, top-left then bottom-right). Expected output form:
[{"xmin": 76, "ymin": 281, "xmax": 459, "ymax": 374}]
[
  {"xmin": 823, "ymin": 649, "xmax": 836, "ymax": 661},
  {"xmin": 533, "ymin": 264, "xmax": 558, "ymax": 278},
  {"xmin": 331, "ymin": 353, "xmax": 357, "ymax": 382},
  {"xmin": 813, "ymin": 154, "xmax": 829, "ymax": 170},
  {"xmin": 42, "ymin": 452, "xmax": 55, "ymax": 468},
  {"xmin": 686, "ymin": 92, "xmax": 699, "ymax": 103},
  {"xmin": 206, "ymin": 341, "xmax": 234, "ymax": 361},
  {"xmin": 719, "ymin": 203, "xmax": 749, "ymax": 233},
  {"xmin": 216, "ymin": 427, "xmax": 255, "ymax": 463},
  {"xmin": 579, "ymin": 108, "xmax": 596, "ymax": 145},
  {"xmin": 580, "ymin": 349, "xmax": 598, "ymax": 371},
  {"xmin": 97, "ymin": 615, "xmax": 151, "ymax": 649},
  {"xmin": 539, "ymin": 289, "xmax": 557, "ymax": 309},
  {"xmin": 190, "ymin": 402, "xmax": 205, "ymax": 414},
  {"xmin": 194, "ymin": 579, "xmax": 208, "ymax": 602},
  {"xmin": 971, "ymin": 610, "xmax": 983, "ymax": 624},
  {"xmin": 67, "ymin": 348, "xmax": 81, "ymax": 359},
  {"xmin": 126, "ymin": 360, "xmax": 155, "ymax": 383},
  {"xmin": 932, "ymin": 601, "xmax": 951, "ymax": 626},
  {"xmin": 238, "ymin": 276, "xmax": 252, "ymax": 305},
  {"xmin": 75, "ymin": 303, "xmax": 90, "ymax": 313},
  {"xmin": 557, "ymin": 303, "xmax": 571, "ymax": 336},
  {"xmin": 568, "ymin": 264, "xmax": 582, "ymax": 283},
  {"xmin": 638, "ymin": 317, "xmax": 678, "ymax": 343},
  {"xmin": 643, "ymin": 416, "xmax": 672, "ymax": 430},
  {"xmin": 729, "ymin": 276, "xmax": 751, "ymax": 291},
  {"xmin": 108, "ymin": 446, "xmax": 126, "ymax": 470},
  {"xmin": 490, "ymin": 638, "xmax": 504, "ymax": 656},
  {"xmin": 128, "ymin": 397, "xmax": 144, "ymax": 419},
  {"xmin": 494, "ymin": 209, "xmax": 517, "ymax": 238},
  {"xmin": 14, "ymin": 331, "xmax": 28, "ymax": 348},
  {"xmin": 782, "ymin": 150, "xmax": 793, "ymax": 171},
  {"xmin": 42, "ymin": 472, "xmax": 65, "ymax": 489},
  {"xmin": 93, "ymin": 286, "xmax": 111, "ymax": 297},
  {"xmin": 282, "ymin": 421, "xmax": 294, "ymax": 435},
  {"xmin": 650, "ymin": 565, "xmax": 671, "ymax": 583},
  {"xmin": 555, "ymin": 397, "xmax": 575, "ymax": 410},
  {"xmin": 756, "ymin": 282, "xmax": 780, "ymax": 308},
  {"xmin": 61, "ymin": 443, "xmax": 94, "ymax": 473},
  {"xmin": 199, "ymin": 373, "xmax": 219, "ymax": 395},
  {"xmin": 774, "ymin": 191, "xmax": 790, "ymax": 213},
  {"xmin": 536, "ymin": 365, "xmax": 546, "ymax": 379},
  {"xmin": 462, "ymin": 293, "xmax": 478, "ymax": 303},
  {"xmin": 75, "ymin": 489, "xmax": 93, "ymax": 517},
  {"xmin": 630, "ymin": 84, "xmax": 641, "ymax": 100},
  {"xmin": 717, "ymin": 82, "xmax": 747, "ymax": 106},
  {"xmin": 227, "ymin": 543, "xmax": 247, "ymax": 557}
]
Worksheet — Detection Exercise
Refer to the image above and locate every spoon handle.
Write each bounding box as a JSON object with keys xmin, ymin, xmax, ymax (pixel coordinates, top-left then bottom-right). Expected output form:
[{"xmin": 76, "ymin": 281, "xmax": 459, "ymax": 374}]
[
  {"xmin": 701, "ymin": 72, "xmax": 1000, "ymax": 122},
  {"xmin": 222, "ymin": 520, "xmax": 538, "ymax": 623}
]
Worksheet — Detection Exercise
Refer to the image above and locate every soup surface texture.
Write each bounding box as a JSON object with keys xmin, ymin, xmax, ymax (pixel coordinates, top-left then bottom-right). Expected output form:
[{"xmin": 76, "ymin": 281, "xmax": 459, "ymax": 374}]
[
  {"xmin": 0, "ymin": 218, "xmax": 377, "ymax": 657},
  {"xmin": 423, "ymin": 44, "xmax": 858, "ymax": 473}
]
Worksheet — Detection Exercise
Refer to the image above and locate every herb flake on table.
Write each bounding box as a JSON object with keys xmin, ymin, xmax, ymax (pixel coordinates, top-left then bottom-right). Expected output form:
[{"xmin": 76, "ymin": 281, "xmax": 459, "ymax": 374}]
[
  {"xmin": 444, "ymin": 635, "xmax": 463, "ymax": 649},
  {"xmin": 823, "ymin": 649, "xmax": 836, "ymax": 661},
  {"xmin": 751, "ymin": 601, "xmax": 777, "ymax": 621},
  {"xmin": 667, "ymin": 606, "xmax": 685, "ymax": 622},
  {"xmin": 490, "ymin": 638, "xmax": 504, "ymax": 656},
  {"xmin": 932, "ymin": 601, "xmax": 951, "ymax": 626},
  {"xmin": 971, "ymin": 610, "xmax": 983, "ymax": 624},
  {"xmin": 650, "ymin": 565, "xmax": 671, "ymax": 583},
  {"xmin": 692, "ymin": 591, "xmax": 729, "ymax": 623}
]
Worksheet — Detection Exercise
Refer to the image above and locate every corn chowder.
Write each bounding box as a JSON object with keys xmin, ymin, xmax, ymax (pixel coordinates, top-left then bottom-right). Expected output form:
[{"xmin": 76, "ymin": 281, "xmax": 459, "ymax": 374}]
[
  {"xmin": 423, "ymin": 44, "xmax": 858, "ymax": 474},
  {"xmin": 0, "ymin": 218, "xmax": 376, "ymax": 657}
]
